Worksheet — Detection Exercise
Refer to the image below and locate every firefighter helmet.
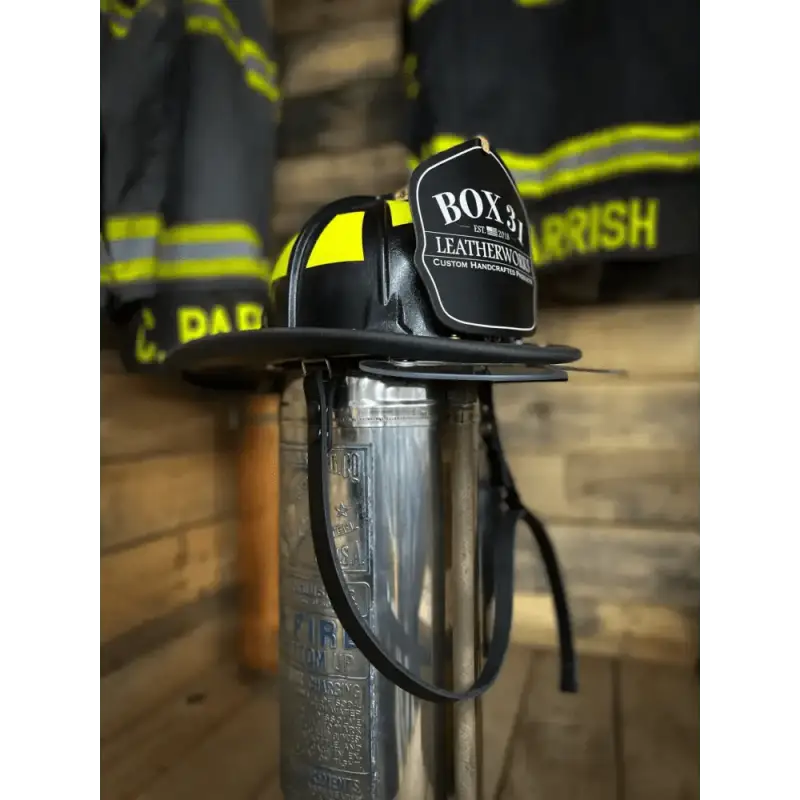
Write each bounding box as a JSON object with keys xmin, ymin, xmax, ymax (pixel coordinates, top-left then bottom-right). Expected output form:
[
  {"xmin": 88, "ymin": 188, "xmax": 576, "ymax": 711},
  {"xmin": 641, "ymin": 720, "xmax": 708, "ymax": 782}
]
[{"xmin": 165, "ymin": 140, "xmax": 582, "ymax": 376}]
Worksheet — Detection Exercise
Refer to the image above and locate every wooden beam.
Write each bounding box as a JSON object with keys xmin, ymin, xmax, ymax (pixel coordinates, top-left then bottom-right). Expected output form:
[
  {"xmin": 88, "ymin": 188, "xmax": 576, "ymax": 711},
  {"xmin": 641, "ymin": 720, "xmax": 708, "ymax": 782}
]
[{"xmin": 238, "ymin": 394, "xmax": 282, "ymax": 675}]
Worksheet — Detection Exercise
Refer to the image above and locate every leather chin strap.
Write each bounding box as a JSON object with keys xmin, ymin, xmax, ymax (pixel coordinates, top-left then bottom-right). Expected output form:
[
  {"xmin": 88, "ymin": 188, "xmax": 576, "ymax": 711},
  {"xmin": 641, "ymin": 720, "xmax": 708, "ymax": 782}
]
[
  {"xmin": 304, "ymin": 367, "xmax": 578, "ymax": 703},
  {"xmin": 478, "ymin": 382, "xmax": 577, "ymax": 694}
]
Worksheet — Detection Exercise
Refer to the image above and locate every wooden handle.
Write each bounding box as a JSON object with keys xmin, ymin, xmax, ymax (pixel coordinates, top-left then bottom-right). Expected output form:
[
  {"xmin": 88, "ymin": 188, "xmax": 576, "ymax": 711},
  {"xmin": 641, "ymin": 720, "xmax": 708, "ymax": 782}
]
[{"xmin": 238, "ymin": 393, "xmax": 281, "ymax": 674}]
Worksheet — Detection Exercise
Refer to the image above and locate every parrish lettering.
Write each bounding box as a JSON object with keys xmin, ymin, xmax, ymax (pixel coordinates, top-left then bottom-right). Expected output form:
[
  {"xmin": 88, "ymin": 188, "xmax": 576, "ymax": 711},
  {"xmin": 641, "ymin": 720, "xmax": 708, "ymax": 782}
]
[
  {"xmin": 530, "ymin": 197, "xmax": 659, "ymax": 266},
  {"xmin": 133, "ymin": 301, "xmax": 265, "ymax": 364},
  {"xmin": 177, "ymin": 302, "xmax": 263, "ymax": 344}
]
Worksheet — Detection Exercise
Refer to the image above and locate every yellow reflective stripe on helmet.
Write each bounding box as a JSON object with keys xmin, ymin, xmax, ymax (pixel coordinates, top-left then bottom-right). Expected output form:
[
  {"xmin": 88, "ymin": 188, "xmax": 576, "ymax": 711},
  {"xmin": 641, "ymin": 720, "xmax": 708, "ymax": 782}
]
[
  {"xmin": 387, "ymin": 200, "xmax": 413, "ymax": 227},
  {"xmin": 270, "ymin": 212, "xmax": 367, "ymax": 285},
  {"xmin": 417, "ymin": 123, "xmax": 700, "ymax": 198},
  {"xmin": 102, "ymin": 216, "xmax": 270, "ymax": 284},
  {"xmin": 307, "ymin": 211, "xmax": 366, "ymax": 267},
  {"xmin": 185, "ymin": 0, "xmax": 280, "ymax": 104}
]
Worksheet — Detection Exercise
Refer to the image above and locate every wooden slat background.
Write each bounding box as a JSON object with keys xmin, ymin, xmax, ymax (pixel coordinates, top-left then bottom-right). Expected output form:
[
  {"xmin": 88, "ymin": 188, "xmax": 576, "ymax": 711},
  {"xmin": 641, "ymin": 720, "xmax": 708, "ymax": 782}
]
[
  {"xmin": 507, "ymin": 304, "xmax": 699, "ymax": 663},
  {"xmin": 100, "ymin": 351, "xmax": 240, "ymax": 685},
  {"xmin": 273, "ymin": 0, "xmax": 406, "ymax": 251}
]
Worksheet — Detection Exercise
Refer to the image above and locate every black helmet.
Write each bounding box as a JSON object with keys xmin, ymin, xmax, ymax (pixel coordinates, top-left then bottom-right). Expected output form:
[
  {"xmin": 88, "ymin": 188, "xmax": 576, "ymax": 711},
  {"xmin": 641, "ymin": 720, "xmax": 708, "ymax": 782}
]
[
  {"xmin": 165, "ymin": 138, "xmax": 581, "ymax": 377},
  {"xmin": 269, "ymin": 195, "xmax": 445, "ymax": 338}
]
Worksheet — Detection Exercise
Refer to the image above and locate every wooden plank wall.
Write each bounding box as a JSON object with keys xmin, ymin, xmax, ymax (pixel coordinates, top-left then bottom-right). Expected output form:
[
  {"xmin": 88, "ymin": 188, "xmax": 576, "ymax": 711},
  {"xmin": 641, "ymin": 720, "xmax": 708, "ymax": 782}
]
[
  {"xmin": 100, "ymin": 351, "xmax": 240, "ymax": 734},
  {"xmin": 273, "ymin": 0, "xmax": 405, "ymax": 251},
  {"xmin": 505, "ymin": 303, "xmax": 700, "ymax": 664}
]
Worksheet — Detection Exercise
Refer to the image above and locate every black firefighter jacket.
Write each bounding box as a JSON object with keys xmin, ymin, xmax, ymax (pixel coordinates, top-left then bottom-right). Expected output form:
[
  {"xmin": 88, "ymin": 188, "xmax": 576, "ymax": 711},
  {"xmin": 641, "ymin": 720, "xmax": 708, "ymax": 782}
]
[
  {"xmin": 403, "ymin": 0, "xmax": 699, "ymax": 274},
  {"xmin": 101, "ymin": 0, "xmax": 279, "ymax": 371}
]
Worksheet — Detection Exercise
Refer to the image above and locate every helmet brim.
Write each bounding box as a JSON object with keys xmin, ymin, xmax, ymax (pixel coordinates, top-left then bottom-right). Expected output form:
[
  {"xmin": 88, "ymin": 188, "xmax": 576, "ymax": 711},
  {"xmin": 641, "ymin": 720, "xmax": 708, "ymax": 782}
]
[{"xmin": 163, "ymin": 326, "xmax": 582, "ymax": 376}]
